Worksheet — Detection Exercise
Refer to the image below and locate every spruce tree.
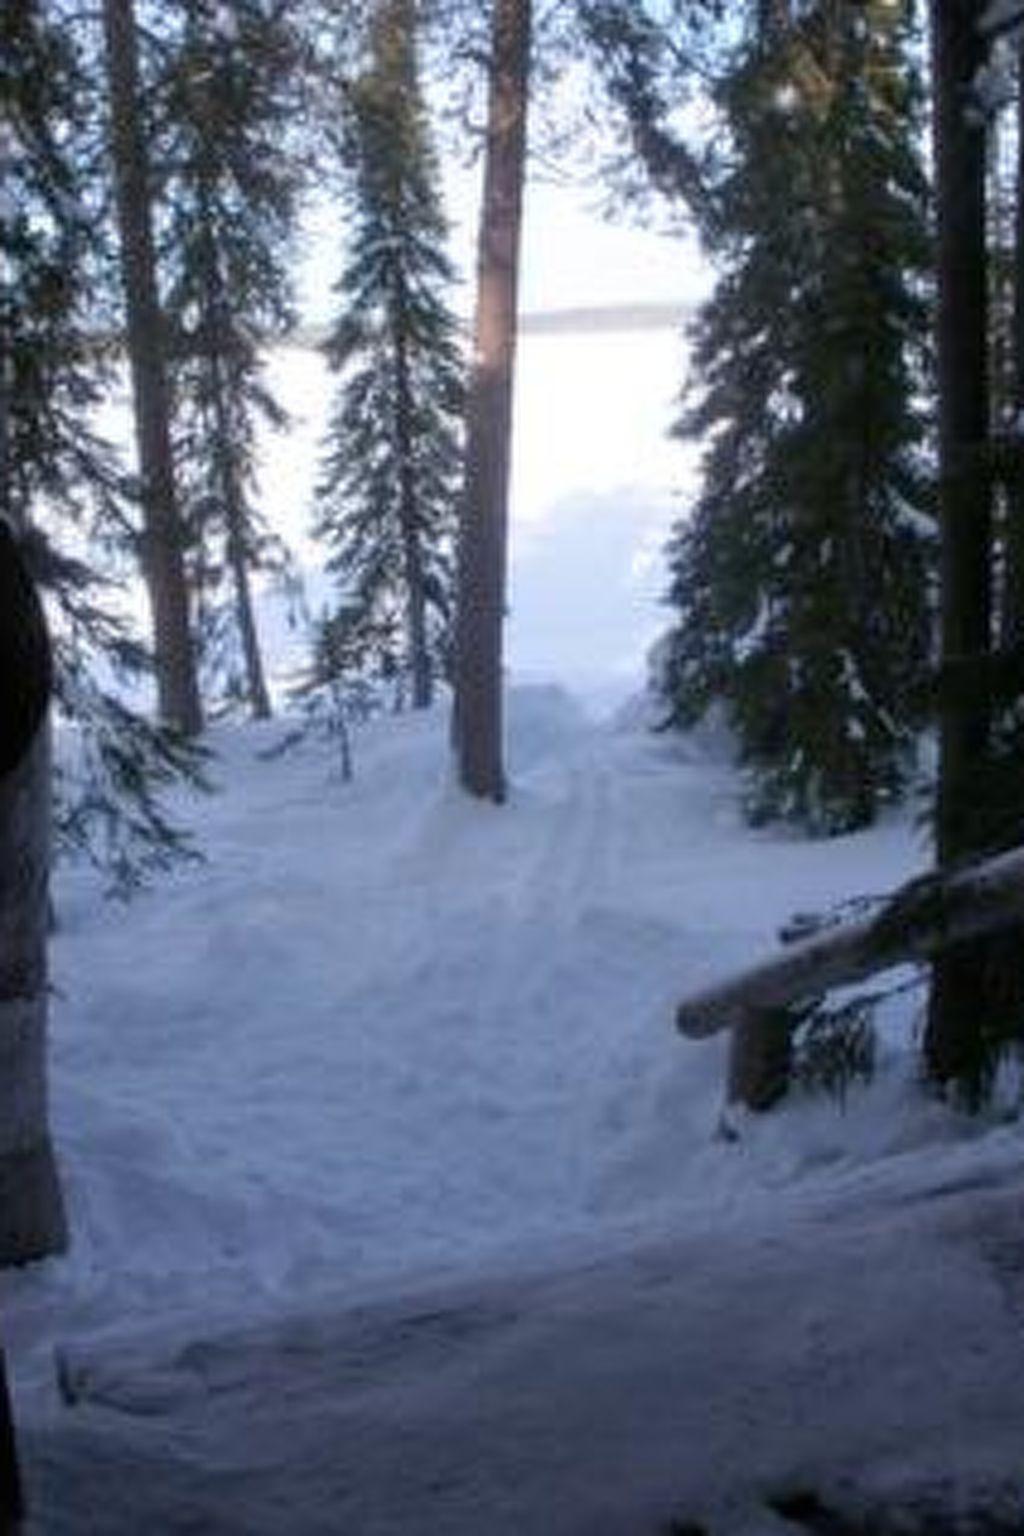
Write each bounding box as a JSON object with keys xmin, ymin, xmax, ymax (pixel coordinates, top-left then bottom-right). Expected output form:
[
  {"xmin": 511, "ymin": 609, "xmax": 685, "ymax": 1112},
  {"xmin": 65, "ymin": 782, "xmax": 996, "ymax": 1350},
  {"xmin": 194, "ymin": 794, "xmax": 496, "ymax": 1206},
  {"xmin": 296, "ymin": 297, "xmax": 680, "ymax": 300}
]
[
  {"xmin": 3, "ymin": 0, "xmax": 204, "ymax": 899},
  {"xmin": 313, "ymin": 0, "xmax": 463, "ymax": 714},
  {"xmin": 158, "ymin": 0, "xmax": 303, "ymax": 719},
  {"xmin": 662, "ymin": 1, "xmax": 934, "ymax": 835}
]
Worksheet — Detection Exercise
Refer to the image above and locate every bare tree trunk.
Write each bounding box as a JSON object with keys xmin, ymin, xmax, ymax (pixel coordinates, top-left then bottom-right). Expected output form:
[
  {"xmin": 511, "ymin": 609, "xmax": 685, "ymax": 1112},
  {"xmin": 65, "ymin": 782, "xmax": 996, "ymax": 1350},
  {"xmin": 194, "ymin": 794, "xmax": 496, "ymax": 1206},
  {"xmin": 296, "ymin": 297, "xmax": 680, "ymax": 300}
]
[
  {"xmin": 196, "ymin": 181, "xmax": 273, "ymax": 722},
  {"xmin": 1004, "ymin": 30, "xmax": 1024, "ymax": 648},
  {"xmin": 0, "ymin": 1344, "xmax": 23, "ymax": 1533},
  {"xmin": 0, "ymin": 351, "xmax": 10, "ymax": 526},
  {"xmin": 925, "ymin": 0, "xmax": 994, "ymax": 1090},
  {"xmin": 226, "ymin": 518, "xmax": 272, "ymax": 719},
  {"xmin": 0, "ymin": 525, "xmax": 66, "ymax": 1266},
  {"xmin": 453, "ymin": 0, "xmax": 531, "ymax": 801},
  {"xmin": 0, "ymin": 729, "xmax": 66, "ymax": 1266},
  {"xmin": 102, "ymin": 0, "xmax": 202, "ymax": 737},
  {"xmin": 394, "ymin": 276, "xmax": 433, "ymax": 710},
  {"xmin": 210, "ymin": 365, "xmax": 273, "ymax": 721}
]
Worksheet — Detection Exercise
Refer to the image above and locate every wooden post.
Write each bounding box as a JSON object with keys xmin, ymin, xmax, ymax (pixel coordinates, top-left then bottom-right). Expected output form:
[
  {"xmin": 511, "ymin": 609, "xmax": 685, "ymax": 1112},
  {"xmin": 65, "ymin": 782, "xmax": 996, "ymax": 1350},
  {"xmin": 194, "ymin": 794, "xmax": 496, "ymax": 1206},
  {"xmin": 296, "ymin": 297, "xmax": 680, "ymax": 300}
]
[
  {"xmin": 726, "ymin": 1007, "xmax": 794, "ymax": 1112},
  {"xmin": 0, "ymin": 1346, "xmax": 23, "ymax": 1534}
]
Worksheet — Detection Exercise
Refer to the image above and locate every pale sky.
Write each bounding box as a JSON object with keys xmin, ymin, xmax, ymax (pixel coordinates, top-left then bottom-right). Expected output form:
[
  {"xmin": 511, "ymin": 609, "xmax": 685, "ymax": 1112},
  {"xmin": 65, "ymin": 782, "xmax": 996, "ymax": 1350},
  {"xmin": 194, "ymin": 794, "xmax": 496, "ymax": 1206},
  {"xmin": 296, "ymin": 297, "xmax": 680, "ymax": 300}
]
[{"xmin": 518, "ymin": 178, "xmax": 707, "ymax": 315}]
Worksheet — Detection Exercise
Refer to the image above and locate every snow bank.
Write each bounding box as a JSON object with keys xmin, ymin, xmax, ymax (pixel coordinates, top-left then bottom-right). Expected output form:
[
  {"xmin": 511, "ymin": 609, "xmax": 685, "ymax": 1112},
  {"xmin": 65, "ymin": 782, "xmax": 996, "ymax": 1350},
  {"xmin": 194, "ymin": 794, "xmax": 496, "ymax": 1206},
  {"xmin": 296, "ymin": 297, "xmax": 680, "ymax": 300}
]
[{"xmin": 3, "ymin": 689, "xmax": 1022, "ymax": 1530}]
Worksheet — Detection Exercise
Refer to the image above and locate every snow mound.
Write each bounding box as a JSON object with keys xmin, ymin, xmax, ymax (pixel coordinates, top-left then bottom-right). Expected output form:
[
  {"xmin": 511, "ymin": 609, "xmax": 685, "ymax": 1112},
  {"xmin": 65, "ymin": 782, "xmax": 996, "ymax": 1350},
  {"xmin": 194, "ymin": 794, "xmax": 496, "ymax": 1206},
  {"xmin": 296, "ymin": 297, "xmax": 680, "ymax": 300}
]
[{"xmin": 4, "ymin": 693, "xmax": 1024, "ymax": 1529}]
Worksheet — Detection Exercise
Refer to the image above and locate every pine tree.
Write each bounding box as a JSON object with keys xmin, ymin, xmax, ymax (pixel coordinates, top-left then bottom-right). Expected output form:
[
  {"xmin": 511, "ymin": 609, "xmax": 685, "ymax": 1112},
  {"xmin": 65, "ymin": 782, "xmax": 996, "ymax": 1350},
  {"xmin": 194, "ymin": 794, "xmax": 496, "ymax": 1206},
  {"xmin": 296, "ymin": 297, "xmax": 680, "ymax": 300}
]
[
  {"xmin": 292, "ymin": 600, "xmax": 400, "ymax": 781},
  {"xmin": 662, "ymin": 1, "xmax": 935, "ymax": 835},
  {"xmin": 158, "ymin": 0, "xmax": 303, "ymax": 719},
  {"xmin": 2, "ymin": 0, "xmax": 206, "ymax": 900},
  {"xmin": 1, "ymin": 3, "xmax": 112, "ymax": 539},
  {"xmin": 313, "ymin": 0, "xmax": 463, "ymax": 714}
]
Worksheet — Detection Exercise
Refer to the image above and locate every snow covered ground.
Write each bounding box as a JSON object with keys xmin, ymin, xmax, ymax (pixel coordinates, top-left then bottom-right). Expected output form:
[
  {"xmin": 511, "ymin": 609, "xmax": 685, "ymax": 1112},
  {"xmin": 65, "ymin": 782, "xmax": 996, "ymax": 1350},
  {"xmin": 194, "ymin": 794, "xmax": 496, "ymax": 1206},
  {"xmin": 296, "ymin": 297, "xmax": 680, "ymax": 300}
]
[{"xmin": 4, "ymin": 686, "xmax": 1024, "ymax": 1532}]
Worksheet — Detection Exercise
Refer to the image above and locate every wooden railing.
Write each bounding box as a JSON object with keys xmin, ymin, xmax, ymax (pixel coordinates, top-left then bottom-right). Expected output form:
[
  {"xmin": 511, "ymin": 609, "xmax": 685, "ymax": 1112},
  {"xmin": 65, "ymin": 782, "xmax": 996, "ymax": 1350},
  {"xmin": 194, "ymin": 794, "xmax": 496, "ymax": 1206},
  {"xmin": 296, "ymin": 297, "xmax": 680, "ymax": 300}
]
[{"xmin": 675, "ymin": 844, "xmax": 1024, "ymax": 1110}]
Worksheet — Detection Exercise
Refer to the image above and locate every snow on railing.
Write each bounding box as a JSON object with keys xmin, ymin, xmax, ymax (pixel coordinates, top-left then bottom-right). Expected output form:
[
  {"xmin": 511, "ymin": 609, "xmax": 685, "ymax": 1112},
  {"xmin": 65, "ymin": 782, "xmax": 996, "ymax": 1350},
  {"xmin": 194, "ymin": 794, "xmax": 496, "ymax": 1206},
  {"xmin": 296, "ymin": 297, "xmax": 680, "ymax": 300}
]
[{"xmin": 675, "ymin": 843, "xmax": 1024, "ymax": 1111}]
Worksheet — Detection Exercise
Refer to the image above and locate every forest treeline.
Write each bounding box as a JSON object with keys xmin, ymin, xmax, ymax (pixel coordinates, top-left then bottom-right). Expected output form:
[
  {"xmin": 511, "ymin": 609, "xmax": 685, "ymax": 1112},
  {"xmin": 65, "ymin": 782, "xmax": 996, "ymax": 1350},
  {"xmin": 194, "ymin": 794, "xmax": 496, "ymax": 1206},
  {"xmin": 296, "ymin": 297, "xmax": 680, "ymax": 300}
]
[{"xmin": 3, "ymin": 0, "xmax": 1024, "ymax": 1272}]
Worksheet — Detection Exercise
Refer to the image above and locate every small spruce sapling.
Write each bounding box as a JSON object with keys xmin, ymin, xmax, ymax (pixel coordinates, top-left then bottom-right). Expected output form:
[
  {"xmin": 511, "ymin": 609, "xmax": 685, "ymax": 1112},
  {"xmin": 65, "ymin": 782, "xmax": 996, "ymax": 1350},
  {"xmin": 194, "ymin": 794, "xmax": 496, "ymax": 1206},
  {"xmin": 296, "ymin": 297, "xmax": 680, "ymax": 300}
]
[{"xmin": 280, "ymin": 603, "xmax": 401, "ymax": 783}]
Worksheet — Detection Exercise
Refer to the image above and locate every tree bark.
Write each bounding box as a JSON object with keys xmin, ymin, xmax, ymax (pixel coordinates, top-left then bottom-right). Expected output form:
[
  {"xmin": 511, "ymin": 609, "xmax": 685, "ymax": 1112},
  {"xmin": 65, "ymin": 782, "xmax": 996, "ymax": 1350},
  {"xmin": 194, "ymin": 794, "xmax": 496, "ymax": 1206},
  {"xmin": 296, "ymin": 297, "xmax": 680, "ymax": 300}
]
[
  {"xmin": 453, "ymin": 0, "xmax": 531, "ymax": 801},
  {"xmin": 726, "ymin": 1008, "xmax": 792, "ymax": 1111},
  {"xmin": 0, "ymin": 1345, "xmax": 23, "ymax": 1533},
  {"xmin": 195, "ymin": 169, "xmax": 273, "ymax": 722},
  {"xmin": 0, "ymin": 351, "xmax": 10, "ymax": 527},
  {"xmin": 0, "ymin": 728, "xmax": 66, "ymax": 1266},
  {"xmin": 393, "ymin": 272, "xmax": 433, "ymax": 710},
  {"xmin": 0, "ymin": 527, "xmax": 66, "ymax": 1267},
  {"xmin": 226, "ymin": 521, "xmax": 272, "ymax": 720},
  {"xmin": 925, "ymin": 0, "xmax": 995, "ymax": 1088},
  {"xmin": 1004, "ymin": 28, "xmax": 1024, "ymax": 649},
  {"xmin": 102, "ymin": 0, "xmax": 202, "ymax": 737}
]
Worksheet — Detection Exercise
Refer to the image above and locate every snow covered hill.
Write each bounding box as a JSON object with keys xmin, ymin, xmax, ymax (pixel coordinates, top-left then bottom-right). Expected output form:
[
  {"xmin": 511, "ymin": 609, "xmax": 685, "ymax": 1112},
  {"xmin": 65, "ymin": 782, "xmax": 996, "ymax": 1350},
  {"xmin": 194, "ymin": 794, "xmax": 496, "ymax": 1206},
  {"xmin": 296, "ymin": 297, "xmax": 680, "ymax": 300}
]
[{"xmin": 3, "ymin": 688, "xmax": 1024, "ymax": 1531}]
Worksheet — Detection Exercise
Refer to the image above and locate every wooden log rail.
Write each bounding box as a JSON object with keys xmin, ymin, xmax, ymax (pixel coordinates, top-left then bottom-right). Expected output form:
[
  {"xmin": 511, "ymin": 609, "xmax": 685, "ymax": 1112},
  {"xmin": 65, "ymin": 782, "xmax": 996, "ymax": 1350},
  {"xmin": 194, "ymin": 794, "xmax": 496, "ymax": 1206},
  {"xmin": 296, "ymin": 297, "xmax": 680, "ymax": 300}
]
[{"xmin": 675, "ymin": 844, "xmax": 1024, "ymax": 1110}]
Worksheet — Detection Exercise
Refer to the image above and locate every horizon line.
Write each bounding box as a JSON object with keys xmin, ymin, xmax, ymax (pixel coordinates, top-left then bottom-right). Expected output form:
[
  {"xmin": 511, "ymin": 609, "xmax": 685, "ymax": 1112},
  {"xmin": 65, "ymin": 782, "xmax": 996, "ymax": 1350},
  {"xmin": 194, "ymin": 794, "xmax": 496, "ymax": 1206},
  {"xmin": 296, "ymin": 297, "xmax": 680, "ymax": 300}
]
[{"xmin": 285, "ymin": 301, "xmax": 697, "ymax": 349}]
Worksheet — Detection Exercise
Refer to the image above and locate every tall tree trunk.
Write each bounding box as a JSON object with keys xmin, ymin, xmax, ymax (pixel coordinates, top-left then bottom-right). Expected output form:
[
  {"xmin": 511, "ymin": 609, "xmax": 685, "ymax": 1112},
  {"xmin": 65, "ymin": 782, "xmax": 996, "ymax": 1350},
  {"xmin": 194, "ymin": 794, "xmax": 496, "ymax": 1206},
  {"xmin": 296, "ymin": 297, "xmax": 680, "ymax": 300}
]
[
  {"xmin": 102, "ymin": 0, "xmax": 202, "ymax": 737},
  {"xmin": 382, "ymin": 0, "xmax": 432, "ymax": 711},
  {"xmin": 453, "ymin": 0, "xmax": 531, "ymax": 801},
  {"xmin": 925, "ymin": 0, "xmax": 994, "ymax": 1090},
  {"xmin": 0, "ymin": 350, "xmax": 10, "ymax": 525},
  {"xmin": 0, "ymin": 1343, "xmax": 23, "ymax": 1532},
  {"xmin": 0, "ymin": 523, "xmax": 66, "ymax": 1266},
  {"xmin": 393, "ymin": 274, "xmax": 433, "ymax": 710},
  {"xmin": 225, "ymin": 513, "xmax": 272, "ymax": 720},
  {"xmin": 1005, "ymin": 30, "xmax": 1024, "ymax": 648},
  {"xmin": 196, "ymin": 179, "xmax": 273, "ymax": 722},
  {"xmin": 230, "ymin": 543, "xmax": 271, "ymax": 717}
]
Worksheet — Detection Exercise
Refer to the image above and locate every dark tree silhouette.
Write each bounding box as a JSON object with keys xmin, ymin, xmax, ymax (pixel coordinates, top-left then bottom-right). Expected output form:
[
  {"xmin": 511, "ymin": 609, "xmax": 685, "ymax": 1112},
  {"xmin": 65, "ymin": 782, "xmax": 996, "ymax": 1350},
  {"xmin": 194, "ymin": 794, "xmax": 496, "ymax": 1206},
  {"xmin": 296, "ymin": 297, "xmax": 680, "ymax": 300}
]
[{"xmin": 453, "ymin": 0, "xmax": 532, "ymax": 801}]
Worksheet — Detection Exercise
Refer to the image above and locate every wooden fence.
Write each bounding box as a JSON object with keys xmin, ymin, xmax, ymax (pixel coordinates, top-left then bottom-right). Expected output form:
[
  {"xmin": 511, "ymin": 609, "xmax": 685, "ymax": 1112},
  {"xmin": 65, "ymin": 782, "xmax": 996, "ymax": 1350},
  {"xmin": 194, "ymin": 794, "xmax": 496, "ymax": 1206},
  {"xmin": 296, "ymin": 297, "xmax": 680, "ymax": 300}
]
[{"xmin": 675, "ymin": 844, "xmax": 1024, "ymax": 1110}]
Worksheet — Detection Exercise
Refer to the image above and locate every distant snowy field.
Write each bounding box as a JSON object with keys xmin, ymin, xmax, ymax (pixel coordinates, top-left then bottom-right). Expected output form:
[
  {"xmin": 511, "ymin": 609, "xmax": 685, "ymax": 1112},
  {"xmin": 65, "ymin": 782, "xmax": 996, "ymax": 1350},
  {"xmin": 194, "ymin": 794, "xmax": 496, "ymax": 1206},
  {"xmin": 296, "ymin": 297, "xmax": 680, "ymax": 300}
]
[
  {"xmin": 249, "ymin": 313, "xmax": 694, "ymax": 712},
  {"xmin": 95, "ymin": 317, "xmax": 695, "ymax": 718},
  {"xmin": 5, "ymin": 688, "xmax": 1024, "ymax": 1531}
]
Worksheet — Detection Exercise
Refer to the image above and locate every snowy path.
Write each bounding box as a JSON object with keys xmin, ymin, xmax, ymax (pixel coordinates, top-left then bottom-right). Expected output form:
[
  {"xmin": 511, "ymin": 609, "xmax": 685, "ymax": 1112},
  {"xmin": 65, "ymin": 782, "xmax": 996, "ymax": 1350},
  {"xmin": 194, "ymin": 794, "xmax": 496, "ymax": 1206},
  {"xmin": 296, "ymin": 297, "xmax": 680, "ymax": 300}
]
[{"xmin": 3, "ymin": 688, "xmax": 1023, "ymax": 1529}]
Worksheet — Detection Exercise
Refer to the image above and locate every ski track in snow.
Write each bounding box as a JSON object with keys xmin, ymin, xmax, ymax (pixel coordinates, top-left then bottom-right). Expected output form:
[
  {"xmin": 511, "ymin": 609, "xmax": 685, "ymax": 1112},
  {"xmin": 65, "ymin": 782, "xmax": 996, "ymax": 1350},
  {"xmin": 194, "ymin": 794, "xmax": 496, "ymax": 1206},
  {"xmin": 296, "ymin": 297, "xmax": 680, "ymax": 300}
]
[{"xmin": 4, "ymin": 686, "xmax": 1024, "ymax": 1530}]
